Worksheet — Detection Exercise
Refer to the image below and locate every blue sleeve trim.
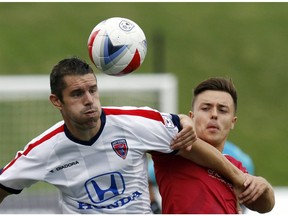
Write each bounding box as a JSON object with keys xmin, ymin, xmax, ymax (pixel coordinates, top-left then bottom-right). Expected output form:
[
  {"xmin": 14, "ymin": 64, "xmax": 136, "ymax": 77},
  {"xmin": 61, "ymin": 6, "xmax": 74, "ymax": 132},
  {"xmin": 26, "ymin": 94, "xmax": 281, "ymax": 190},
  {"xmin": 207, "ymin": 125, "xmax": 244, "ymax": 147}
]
[
  {"xmin": 170, "ymin": 114, "xmax": 181, "ymax": 155},
  {"xmin": 171, "ymin": 114, "xmax": 182, "ymax": 131}
]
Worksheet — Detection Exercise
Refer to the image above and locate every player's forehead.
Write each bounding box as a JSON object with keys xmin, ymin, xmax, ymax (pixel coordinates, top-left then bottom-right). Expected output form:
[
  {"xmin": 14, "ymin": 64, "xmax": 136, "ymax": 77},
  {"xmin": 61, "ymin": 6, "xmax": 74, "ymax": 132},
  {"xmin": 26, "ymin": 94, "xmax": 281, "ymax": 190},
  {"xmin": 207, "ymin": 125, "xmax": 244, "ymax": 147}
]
[
  {"xmin": 63, "ymin": 74, "xmax": 97, "ymax": 90},
  {"xmin": 195, "ymin": 90, "xmax": 234, "ymax": 107}
]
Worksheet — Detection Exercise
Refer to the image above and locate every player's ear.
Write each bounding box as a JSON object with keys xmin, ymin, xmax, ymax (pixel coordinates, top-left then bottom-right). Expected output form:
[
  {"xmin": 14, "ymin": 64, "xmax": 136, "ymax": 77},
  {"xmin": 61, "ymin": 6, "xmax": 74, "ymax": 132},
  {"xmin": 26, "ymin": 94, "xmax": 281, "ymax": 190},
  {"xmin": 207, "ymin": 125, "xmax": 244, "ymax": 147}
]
[
  {"xmin": 189, "ymin": 111, "xmax": 194, "ymax": 119},
  {"xmin": 231, "ymin": 116, "xmax": 237, "ymax": 130},
  {"xmin": 49, "ymin": 94, "xmax": 62, "ymax": 110}
]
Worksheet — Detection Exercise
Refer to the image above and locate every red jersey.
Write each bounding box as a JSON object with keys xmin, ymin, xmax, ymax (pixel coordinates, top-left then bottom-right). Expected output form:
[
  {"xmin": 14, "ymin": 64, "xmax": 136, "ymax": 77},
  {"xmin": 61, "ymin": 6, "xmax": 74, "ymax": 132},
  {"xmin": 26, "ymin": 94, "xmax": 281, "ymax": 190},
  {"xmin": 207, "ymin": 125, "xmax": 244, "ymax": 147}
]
[{"xmin": 152, "ymin": 152, "xmax": 247, "ymax": 214}]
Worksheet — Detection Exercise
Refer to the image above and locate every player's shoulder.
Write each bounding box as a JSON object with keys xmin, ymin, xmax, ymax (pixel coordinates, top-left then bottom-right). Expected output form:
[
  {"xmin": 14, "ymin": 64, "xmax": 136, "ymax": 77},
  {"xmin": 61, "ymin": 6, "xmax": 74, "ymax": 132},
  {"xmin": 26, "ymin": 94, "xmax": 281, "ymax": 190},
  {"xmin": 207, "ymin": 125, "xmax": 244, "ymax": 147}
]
[
  {"xmin": 9, "ymin": 121, "xmax": 66, "ymax": 166},
  {"xmin": 102, "ymin": 106, "xmax": 164, "ymax": 122},
  {"xmin": 103, "ymin": 106, "xmax": 156, "ymax": 113},
  {"xmin": 27, "ymin": 121, "xmax": 65, "ymax": 150}
]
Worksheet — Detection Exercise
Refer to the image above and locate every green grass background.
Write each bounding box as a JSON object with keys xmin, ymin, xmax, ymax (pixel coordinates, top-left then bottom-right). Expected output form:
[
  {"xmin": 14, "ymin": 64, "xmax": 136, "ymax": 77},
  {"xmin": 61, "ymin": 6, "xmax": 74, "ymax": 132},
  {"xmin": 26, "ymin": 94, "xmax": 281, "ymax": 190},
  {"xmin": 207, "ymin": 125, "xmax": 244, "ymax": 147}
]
[{"xmin": 0, "ymin": 2, "xmax": 287, "ymax": 186}]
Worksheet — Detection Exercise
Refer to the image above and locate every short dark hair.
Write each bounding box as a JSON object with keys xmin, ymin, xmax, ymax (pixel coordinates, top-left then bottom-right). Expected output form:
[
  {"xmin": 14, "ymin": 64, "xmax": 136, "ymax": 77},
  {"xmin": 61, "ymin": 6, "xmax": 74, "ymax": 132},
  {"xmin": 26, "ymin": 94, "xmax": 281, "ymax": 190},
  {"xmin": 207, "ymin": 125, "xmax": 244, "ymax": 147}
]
[
  {"xmin": 50, "ymin": 57, "xmax": 95, "ymax": 102},
  {"xmin": 191, "ymin": 77, "xmax": 238, "ymax": 113}
]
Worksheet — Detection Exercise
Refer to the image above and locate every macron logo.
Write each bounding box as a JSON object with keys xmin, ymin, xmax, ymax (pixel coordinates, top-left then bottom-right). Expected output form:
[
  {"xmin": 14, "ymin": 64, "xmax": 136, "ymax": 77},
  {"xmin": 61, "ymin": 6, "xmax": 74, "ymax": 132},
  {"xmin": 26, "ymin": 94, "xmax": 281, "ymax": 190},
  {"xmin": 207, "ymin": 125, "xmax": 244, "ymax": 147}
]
[{"xmin": 50, "ymin": 160, "xmax": 79, "ymax": 173}]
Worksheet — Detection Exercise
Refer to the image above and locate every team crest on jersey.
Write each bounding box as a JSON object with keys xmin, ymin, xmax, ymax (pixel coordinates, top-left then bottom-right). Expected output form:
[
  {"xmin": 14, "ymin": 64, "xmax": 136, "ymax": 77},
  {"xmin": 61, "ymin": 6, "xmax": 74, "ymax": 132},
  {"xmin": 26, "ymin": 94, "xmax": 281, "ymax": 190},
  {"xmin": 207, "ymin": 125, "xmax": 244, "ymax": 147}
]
[{"xmin": 111, "ymin": 139, "xmax": 128, "ymax": 159}]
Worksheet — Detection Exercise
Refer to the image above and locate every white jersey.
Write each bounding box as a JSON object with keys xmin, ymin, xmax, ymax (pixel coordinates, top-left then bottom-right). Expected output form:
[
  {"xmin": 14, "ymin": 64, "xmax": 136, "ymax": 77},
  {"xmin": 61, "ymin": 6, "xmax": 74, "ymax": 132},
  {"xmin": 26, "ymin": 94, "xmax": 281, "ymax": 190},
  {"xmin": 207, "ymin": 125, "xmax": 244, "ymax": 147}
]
[{"xmin": 0, "ymin": 106, "xmax": 180, "ymax": 214}]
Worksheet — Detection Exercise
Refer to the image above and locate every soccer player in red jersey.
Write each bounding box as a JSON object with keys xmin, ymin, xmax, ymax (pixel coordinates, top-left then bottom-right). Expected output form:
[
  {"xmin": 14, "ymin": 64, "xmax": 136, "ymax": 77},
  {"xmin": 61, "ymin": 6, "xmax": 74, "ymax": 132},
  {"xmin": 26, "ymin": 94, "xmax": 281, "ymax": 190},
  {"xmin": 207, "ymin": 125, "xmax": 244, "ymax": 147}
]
[{"xmin": 152, "ymin": 77, "xmax": 275, "ymax": 214}]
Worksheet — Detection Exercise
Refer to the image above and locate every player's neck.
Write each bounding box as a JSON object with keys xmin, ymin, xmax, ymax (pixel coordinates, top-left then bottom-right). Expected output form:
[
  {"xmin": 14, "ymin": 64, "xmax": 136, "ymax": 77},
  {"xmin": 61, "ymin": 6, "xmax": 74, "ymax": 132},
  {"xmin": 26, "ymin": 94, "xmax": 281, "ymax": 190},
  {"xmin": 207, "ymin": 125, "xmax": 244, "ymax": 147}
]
[{"xmin": 65, "ymin": 120, "xmax": 101, "ymax": 142}]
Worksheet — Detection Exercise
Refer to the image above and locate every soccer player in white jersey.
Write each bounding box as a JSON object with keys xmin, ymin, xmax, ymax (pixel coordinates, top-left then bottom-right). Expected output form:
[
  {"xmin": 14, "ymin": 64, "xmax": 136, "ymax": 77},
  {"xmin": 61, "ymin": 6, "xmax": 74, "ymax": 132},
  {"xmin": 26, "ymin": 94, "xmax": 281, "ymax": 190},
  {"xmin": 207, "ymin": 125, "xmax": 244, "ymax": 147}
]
[{"xmin": 0, "ymin": 57, "xmax": 247, "ymax": 213}]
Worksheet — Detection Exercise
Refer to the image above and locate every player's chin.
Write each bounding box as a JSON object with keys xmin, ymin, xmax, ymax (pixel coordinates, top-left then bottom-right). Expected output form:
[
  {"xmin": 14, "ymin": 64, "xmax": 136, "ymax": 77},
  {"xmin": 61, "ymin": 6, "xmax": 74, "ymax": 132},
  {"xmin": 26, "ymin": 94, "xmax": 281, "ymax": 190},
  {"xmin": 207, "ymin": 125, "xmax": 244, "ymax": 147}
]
[{"xmin": 84, "ymin": 119, "xmax": 98, "ymax": 129}]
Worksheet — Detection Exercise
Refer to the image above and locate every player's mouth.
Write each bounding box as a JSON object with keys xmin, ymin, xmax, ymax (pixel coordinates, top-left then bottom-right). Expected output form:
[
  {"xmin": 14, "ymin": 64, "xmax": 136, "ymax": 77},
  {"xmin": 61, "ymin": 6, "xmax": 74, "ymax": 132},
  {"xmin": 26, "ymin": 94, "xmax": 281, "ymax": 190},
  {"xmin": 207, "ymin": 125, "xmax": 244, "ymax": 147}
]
[
  {"xmin": 206, "ymin": 123, "xmax": 219, "ymax": 132},
  {"xmin": 83, "ymin": 109, "xmax": 97, "ymax": 117}
]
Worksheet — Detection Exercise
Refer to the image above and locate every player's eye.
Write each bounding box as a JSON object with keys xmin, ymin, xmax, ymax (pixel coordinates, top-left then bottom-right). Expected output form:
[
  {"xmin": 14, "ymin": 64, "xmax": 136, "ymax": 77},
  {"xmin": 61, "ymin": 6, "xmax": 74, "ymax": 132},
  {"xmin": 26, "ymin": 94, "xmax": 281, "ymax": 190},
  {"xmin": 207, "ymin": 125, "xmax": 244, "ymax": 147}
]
[
  {"xmin": 201, "ymin": 105, "xmax": 210, "ymax": 111},
  {"xmin": 89, "ymin": 87, "xmax": 97, "ymax": 94},
  {"xmin": 218, "ymin": 106, "xmax": 229, "ymax": 113},
  {"xmin": 71, "ymin": 90, "xmax": 83, "ymax": 97}
]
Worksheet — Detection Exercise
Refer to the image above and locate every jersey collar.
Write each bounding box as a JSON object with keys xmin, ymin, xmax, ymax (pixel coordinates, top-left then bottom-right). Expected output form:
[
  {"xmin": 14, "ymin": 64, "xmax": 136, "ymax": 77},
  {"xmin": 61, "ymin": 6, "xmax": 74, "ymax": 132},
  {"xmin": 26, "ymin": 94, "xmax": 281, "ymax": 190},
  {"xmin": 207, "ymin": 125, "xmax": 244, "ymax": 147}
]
[{"xmin": 64, "ymin": 110, "xmax": 106, "ymax": 146}]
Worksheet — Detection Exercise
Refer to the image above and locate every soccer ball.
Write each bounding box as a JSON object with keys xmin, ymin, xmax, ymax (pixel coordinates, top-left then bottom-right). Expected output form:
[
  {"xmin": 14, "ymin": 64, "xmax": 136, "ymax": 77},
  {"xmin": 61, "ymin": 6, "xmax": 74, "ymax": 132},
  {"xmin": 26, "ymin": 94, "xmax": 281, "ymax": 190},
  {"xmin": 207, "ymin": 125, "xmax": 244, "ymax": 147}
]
[{"xmin": 88, "ymin": 17, "xmax": 147, "ymax": 76}]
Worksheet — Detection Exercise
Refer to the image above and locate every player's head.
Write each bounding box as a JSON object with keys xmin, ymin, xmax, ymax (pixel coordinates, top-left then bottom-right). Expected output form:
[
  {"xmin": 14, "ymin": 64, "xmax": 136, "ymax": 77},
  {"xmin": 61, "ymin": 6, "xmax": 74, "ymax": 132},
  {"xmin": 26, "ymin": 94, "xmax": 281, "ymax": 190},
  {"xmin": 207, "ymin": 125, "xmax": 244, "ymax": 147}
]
[
  {"xmin": 50, "ymin": 57, "xmax": 96, "ymax": 102},
  {"xmin": 190, "ymin": 77, "xmax": 238, "ymax": 150},
  {"xmin": 191, "ymin": 77, "xmax": 237, "ymax": 114},
  {"xmin": 49, "ymin": 57, "xmax": 102, "ymax": 132}
]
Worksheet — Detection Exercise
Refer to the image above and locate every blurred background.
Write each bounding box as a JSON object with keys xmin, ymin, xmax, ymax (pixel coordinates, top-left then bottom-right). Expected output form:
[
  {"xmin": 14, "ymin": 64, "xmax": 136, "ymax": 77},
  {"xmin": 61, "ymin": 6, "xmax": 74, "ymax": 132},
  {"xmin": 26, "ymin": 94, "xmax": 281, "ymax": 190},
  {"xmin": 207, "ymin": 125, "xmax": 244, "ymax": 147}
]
[{"xmin": 0, "ymin": 2, "xmax": 287, "ymax": 213}]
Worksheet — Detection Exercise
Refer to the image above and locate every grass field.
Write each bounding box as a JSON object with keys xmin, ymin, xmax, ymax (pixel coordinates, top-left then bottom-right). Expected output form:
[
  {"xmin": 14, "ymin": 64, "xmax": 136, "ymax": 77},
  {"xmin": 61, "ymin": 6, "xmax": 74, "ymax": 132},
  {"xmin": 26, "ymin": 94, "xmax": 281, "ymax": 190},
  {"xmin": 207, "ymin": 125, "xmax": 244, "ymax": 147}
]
[{"xmin": 0, "ymin": 2, "xmax": 287, "ymax": 186}]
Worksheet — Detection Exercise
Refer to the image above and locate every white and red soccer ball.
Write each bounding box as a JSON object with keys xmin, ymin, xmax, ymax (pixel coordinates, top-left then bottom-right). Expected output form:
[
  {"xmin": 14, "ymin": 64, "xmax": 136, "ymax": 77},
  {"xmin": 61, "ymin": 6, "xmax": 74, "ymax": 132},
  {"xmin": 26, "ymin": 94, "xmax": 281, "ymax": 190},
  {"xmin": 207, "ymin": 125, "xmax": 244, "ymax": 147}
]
[{"xmin": 88, "ymin": 17, "xmax": 147, "ymax": 76}]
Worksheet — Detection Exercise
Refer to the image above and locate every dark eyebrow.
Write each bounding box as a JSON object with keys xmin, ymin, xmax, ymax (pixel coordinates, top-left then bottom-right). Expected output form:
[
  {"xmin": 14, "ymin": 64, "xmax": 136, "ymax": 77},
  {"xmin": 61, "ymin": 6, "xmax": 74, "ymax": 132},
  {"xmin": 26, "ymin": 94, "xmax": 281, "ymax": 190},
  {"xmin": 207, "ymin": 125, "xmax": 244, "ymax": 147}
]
[
  {"xmin": 201, "ymin": 102, "xmax": 212, "ymax": 106},
  {"xmin": 70, "ymin": 88, "xmax": 84, "ymax": 95},
  {"xmin": 201, "ymin": 103, "xmax": 229, "ymax": 109},
  {"xmin": 218, "ymin": 103, "xmax": 229, "ymax": 108},
  {"xmin": 91, "ymin": 84, "xmax": 98, "ymax": 89}
]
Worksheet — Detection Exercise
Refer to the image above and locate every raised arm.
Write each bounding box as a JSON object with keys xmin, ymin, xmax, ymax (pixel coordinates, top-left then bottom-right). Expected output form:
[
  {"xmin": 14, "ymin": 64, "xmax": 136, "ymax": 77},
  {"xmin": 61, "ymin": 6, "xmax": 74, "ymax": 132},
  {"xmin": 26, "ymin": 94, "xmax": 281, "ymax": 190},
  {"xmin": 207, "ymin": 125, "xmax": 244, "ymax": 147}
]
[{"xmin": 170, "ymin": 114, "xmax": 245, "ymax": 188}]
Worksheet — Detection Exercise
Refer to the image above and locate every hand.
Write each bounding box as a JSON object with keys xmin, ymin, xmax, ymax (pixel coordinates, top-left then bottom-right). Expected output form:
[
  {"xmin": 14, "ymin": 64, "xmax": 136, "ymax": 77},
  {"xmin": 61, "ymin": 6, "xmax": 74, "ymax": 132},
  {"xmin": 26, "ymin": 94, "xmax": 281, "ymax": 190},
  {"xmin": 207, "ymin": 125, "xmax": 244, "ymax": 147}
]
[
  {"xmin": 170, "ymin": 114, "xmax": 197, "ymax": 151},
  {"xmin": 238, "ymin": 174, "xmax": 269, "ymax": 205},
  {"xmin": 232, "ymin": 172, "xmax": 247, "ymax": 196}
]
